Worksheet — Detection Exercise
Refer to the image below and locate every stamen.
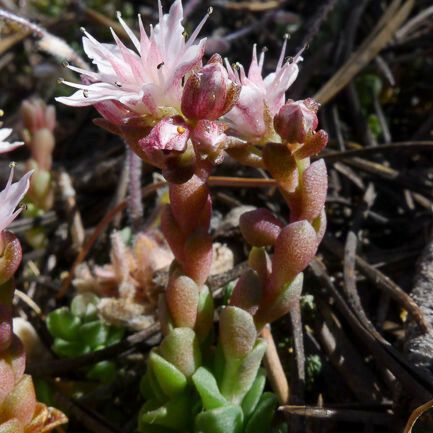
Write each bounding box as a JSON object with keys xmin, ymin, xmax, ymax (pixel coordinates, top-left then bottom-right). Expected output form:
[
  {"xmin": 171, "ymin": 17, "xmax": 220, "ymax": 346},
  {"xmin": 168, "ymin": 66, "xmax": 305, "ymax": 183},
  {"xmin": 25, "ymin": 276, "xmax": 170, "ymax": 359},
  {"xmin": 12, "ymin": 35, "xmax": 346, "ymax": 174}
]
[
  {"xmin": 207, "ymin": 6, "xmax": 213, "ymax": 15},
  {"xmin": 9, "ymin": 161, "xmax": 16, "ymax": 168},
  {"xmin": 177, "ymin": 126, "xmax": 186, "ymax": 134},
  {"xmin": 0, "ymin": 109, "xmax": 4, "ymax": 117},
  {"xmin": 157, "ymin": 62, "xmax": 164, "ymax": 70}
]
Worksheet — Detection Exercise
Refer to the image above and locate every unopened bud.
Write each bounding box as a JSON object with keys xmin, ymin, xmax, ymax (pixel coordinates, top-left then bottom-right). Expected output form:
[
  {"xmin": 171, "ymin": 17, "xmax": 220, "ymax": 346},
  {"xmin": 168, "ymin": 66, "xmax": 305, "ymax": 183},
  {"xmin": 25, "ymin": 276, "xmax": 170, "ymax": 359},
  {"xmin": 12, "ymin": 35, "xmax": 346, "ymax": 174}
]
[
  {"xmin": 181, "ymin": 54, "xmax": 240, "ymax": 121},
  {"xmin": 274, "ymin": 98, "xmax": 318, "ymax": 143}
]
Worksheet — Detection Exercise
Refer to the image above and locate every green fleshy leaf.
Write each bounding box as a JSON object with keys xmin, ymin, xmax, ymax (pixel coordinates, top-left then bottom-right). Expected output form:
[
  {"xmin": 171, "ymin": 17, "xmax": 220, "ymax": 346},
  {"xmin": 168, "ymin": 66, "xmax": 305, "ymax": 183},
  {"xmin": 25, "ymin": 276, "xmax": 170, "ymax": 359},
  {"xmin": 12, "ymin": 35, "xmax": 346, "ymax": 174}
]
[
  {"xmin": 195, "ymin": 405, "xmax": 243, "ymax": 433},
  {"xmin": 149, "ymin": 351, "xmax": 187, "ymax": 398},
  {"xmin": 46, "ymin": 307, "xmax": 81, "ymax": 341},
  {"xmin": 140, "ymin": 372, "xmax": 154, "ymax": 400},
  {"xmin": 140, "ymin": 393, "xmax": 191, "ymax": 430},
  {"xmin": 79, "ymin": 320, "xmax": 110, "ymax": 349},
  {"xmin": 147, "ymin": 366, "xmax": 169, "ymax": 403},
  {"xmin": 195, "ymin": 285, "xmax": 214, "ymax": 342},
  {"xmin": 71, "ymin": 293, "xmax": 99, "ymax": 320},
  {"xmin": 192, "ymin": 367, "xmax": 227, "ymax": 410},
  {"xmin": 86, "ymin": 360, "xmax": 117, "ymax": 383},
  {"xmin": 52, "ymin": 338, "xmax": 90, "ymax": 358},
  {"xmin": 220, "ymin": 339, "xmax": 267, "ymax": 404},
  {"xmin": 244, "ymin": 392, "xmax": 277, "ymax": 433},
  {"xmin": 138, "ymin": 400, "xmax": 171, "ymax": 433},
  {"xmin": 241, "ymin": 368, "xmax": 266, "ymax": 419},
  {"xmin": 106, "ymin": 326, "xmax": 125, "ymax": 346},
  {"xmin": 213, "ymin": 344, "xmax": 225, "ymax": 385},
  {"xmin": 160, "ymin": 328, "xmax": 201, "ymax": 378}
]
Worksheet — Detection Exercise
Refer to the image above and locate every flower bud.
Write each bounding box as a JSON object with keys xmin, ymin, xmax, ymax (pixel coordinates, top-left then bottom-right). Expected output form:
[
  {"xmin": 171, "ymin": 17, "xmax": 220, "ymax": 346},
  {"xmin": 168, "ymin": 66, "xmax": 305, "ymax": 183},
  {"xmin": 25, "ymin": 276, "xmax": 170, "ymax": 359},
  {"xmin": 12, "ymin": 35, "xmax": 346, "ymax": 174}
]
[
  {"xmin": 181, "ymin": 54, "xmax": 240, "ymax": 121},
  {"xmin": 274, "ymin": 98, "xmax": 319, "ymax": 143}
]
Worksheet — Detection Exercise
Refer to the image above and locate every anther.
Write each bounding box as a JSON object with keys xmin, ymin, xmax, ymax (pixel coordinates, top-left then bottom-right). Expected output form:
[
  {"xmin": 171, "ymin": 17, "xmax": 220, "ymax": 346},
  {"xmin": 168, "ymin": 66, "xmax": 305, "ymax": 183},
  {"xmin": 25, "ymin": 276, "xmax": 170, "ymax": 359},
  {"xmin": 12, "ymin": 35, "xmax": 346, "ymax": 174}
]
[
  {"xmin": 115, "ymin": 81, "xmax": 122, "ymax": 87},
  {"xmin": 9, "ymin": 161, "xmax": 16, "ymax": 168},
  {"xmin": 61, "ymin": 60, "xmax": 69, "ymax": 68},
  {"xmin": 157, "ymin": 62, "xmax": 164, "ymax": 70},
  {"xmin": 207, "ymin": 6, "xmax": 213, "ymax": 15},
  {"xmin": 177, "ymin": 126, "xmax": 186, "ymax": 134},
  {"xmin": 83, "ymin": 90, "xmax": 89, "ymax": 98},
  {"xmin": 57, "ymin": 77, "xmax": 64, "ymax": 84}
]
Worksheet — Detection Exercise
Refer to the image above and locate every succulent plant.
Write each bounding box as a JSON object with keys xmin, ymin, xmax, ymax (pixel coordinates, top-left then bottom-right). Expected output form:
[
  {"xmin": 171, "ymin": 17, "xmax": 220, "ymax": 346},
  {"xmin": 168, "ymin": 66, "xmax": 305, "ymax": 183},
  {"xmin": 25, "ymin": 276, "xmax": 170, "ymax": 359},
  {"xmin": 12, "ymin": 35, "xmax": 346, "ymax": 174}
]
[{"xmin": 46, "ymin": 293, "xmax": 125, "ymax": 384}]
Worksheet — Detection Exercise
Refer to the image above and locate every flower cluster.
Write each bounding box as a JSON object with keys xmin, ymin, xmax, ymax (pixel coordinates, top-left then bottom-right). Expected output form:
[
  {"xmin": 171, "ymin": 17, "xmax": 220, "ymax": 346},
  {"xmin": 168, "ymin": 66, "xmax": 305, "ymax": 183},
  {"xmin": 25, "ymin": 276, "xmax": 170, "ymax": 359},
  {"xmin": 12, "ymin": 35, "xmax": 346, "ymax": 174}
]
[{"xmin": 57, "ymin": 1, "xmax": 329, "ymax": 431}]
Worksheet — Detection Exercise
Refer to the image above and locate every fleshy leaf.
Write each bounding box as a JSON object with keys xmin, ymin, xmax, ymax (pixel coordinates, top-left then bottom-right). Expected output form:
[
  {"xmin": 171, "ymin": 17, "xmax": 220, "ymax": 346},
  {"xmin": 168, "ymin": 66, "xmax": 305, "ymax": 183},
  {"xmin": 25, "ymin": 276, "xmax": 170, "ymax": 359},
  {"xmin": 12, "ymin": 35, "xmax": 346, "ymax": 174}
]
[
  {"xmin": 149, "ymin": 351, "xmax": 187, "ymax": 398},
  {"xmin": 166, "ymin": 275, "xmax": 199, "ymax": 328},
  {"xmin": 267, "ymin": 221, "xmax": 317, "ymax": 298},
  {"xmin": 244, "ymin": 392, "xmax": 277, "ymax": 433},
  {"xmin": 195, "ymin": 285, "xmax": 214, "ymax": 343},
  {"xmin": 159, "ymin": 328, "xmax": 201, "ymax": 378},
  {"xmin": 240, "ymin": 208, "xmax": 284, "ymax": 247},
  {"xmin": 195, "ymin": 405, "xmax": 243, "ymax": 433},
  {"xmin": 0, "ymin": 375, "xmax": 36, "ymax": 425},
  {"xmin": 79, "ymin": 321, "xmax": 110, "ymax": 349},
  {"xmin": 139, "ymin": 393, "xmax": 191, "ymax": 430},
  {"xmin": 219, "ymin": 307, "xmax": 256, "ymax": 360},
  {"xmin": 241, "ymin": 368, "xmax": 266, "ymax": 419},
  {"xmin": 262, "ymin": 143, "xmax": 298, "ymax": 193},
  {"xmin": 46, "ymin": 308, "xmax": 81, "ymax": 341},
  {"xmin": 192, "ymin": 367, "xmax": 227, "ymax": 410},
  {"xmin": 220, "ymin": 339, "xmax": 267, "ymax": 404}
]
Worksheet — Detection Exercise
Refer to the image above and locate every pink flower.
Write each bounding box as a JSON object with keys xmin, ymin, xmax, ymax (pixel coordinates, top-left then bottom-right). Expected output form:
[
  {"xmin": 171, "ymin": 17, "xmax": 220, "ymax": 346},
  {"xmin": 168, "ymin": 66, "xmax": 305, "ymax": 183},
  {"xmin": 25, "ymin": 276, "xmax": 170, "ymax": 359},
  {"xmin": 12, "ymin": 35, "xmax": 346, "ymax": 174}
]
[
  {"xmin": 0, "ymin": 129, "xmax": 24, "ymax": 153},
  {"xmin": 190, "ymin": 119, "xmax": 227, "ymax": 163},
  {"xmin": 139, "ymin": 116, "xmax": 190, "ymax": 164},
  {"xmin": 56, "ymin": 0, "xmax": 210, "ymax": 122},
  {"xmin": 224, "ymin": 41, "xmax": 302, "ymax": 144},
  {"xmin": 0, "ymin": 166, "xmax": 33, "ymax": 234}
]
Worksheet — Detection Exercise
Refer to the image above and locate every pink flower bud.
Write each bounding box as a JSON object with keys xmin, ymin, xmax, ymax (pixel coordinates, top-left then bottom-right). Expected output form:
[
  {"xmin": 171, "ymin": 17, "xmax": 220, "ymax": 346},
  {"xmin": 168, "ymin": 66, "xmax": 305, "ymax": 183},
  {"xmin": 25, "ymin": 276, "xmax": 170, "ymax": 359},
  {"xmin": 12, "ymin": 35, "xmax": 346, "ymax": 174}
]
[
  {"xmin": 240, "ymin": 208, "xmax": 284, "ymax": 247},
  {"xmin": 274, "ymin": 98, "xmax": 319, "ymax": 143},
  {"xmin": 191, "ymin": 120, "xmax": 227, "ymax": 164},
  {"xmin": 181, "ymin": 54, "xmax": 240, "ymax": 121}
]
